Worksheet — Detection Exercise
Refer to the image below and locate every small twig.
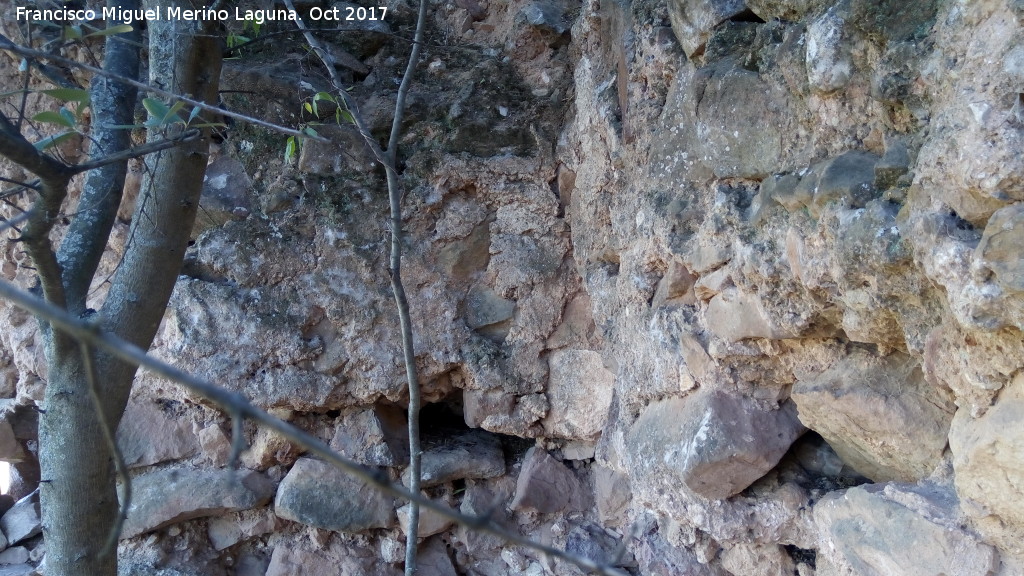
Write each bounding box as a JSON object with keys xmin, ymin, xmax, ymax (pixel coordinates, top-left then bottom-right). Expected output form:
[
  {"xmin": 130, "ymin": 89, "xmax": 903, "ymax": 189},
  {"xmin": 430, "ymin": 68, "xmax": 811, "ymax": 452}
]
[
  {"xmin": 16, "ymin": 25, "xmax": 32, "ymax": 132},
  {"xmin": 0, "ymin": 176, "xmax": 38, "ymax": 191},
  {"xmin": 0, "ymin": 33, "xmax": 325, "ymax": 142},
  {"xmin": 0, "ymin": 278, "xmax": 631, "ymax": 576},
  {"xmin": 78, "ymin": 338, "xmax": 130, "ymax": 558},
  {"xmin": 0, "ymin": 209, "xmax": 31, "ymax": 234},
  {"xmin": 70, "ymin": 130, "xmax": 200, "ymax": 174}
]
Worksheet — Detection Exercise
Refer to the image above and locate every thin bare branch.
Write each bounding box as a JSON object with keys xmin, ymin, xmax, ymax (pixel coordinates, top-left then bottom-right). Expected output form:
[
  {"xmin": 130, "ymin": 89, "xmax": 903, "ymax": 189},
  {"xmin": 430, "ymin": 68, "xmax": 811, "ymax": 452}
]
[
  {"xmin": 0, "ymin": 278, "xmax": 632, "ymax": 576},
  {"xmin": 70, "ymin": 130, "xmax": 199, "ymax": 174},
  {"xmin": 280, "ymin": 3, "xmax": 428, "ymax": 572},
  {"xmin": 79, "ymin": 338, "xmax": 130, "ymax": 558},
  {"xmin": 0, "ymin": 33, "xmax": 325, "ymax": 142},
  {"xmin": 0, "ymin": 176, "xmax": 38, "ymax": 191},
  {"xmin": 0, "ymin": 208, "xmax": 31, "ymax": 234},
  {"xmin": 281, "ymin": 0, "xmax": 386, "ymax": 161}
]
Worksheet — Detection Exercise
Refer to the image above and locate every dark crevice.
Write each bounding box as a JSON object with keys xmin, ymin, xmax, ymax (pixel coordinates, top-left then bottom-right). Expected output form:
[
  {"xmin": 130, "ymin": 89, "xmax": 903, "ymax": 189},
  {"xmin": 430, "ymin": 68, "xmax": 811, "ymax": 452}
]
[{"xmin": 728, "ymin": 9, "xmax": 766, "ymax": 23}]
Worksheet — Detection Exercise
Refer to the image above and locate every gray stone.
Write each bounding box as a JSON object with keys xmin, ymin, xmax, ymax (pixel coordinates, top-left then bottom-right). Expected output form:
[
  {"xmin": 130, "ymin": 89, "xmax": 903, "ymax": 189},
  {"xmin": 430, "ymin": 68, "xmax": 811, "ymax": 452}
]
[
  {"xmin": 116, "ymin": 399, "xmax": 200, "ymax": 468},
  {"xmin": 464, "ymin": 284, "xmax": 516, "ymax": 341},
  {"xmin": 809, "ymin": 150, "xmax": 880, "ymax": 216},
  {"xmin": 667, "ymin": 0, "xmax": 748, "ymax": 58},
  {"xmin": 397, "ymin": 502, "xmax": 455, "ymax": 538},
  {"xmin": 195, "ymin": 155, "xmax": 252, "ymax": 238},
  {"xmin": 634, "ymin": 529, "xmax": 730, "ymax": 575},
  {"xmin": 520, "ymin": 1, "xmax": 570, "ymax": 34},
  {"xmin": 0, "ymin": 565, "xmax": 33, "ymax": 576},
  {"xmin": 0, "ymin": 547, "xmax": 27, "ymax": 565},
  {"xmin": 976, "ymin": 204, "xmax": 1024, "ymax": 293},
  {"xmin": 754, "ymin": 173, "xmax": 802, "ymax": 218},
  {"xmin": 0, "ymin": 493, "xmax": 39, "ymax": 545},
  {"xmin": 566, "ymin": 522, "xmax": 636, "ymax": 568},
  {"xmin": 815, "ymin": 483, "xmax": 999, "ymax": 576},
  {"xmin": 511, "ymin": 448, "xmax": 589, "ymax": 513},
  {"xmin": 542, "ymin": 349, "xmax": 615, "ymax": 439},
  {"xmin": 405, "ymin": 429, "xmax": 505, "ymax": 488},
  {"xmin": 120, "ymin": 467, "xmax": 275, "ymax": 539},
  {"xmin": 949, "ymin": 373, "xmax": 1024, "ymax": 550},
  {"xmin": 330, "ymin": 405, "xmax": 409, "ymax": 467},
  {"xmin": 274, "ymin": 457, "xmax": 394, "ymax": 532},
  {"xmin": 792, "ymin": 349, "xmax": 954, "ymax": 482},
  {"xmin": 625, "ymin": 390, "xmax": 805, "ymax": 500},
  {"xmin": 655, "ymin": 59, "xmax": 806, "ymax": 182},
  {"xmin": 806, "ymin": 3, "xmax": 853, "ymax": 93},
  {"xmin": 561, "ymin": 439, "xmax": 596, "ymax": 460},
  {"xmin": 417, "ymin": 536, "xmax": 459, "ymax": 576},
  {"xmin": 594, "ymin": 465, "xmax": 632, "ymax": 526}
]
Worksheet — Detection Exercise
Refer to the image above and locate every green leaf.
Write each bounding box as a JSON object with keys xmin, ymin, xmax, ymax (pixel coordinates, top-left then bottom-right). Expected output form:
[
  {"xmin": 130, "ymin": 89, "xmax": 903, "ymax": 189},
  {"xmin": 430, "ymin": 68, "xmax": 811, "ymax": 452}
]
[
  {"xmin": 34, "ymin": 131, "xmax": 77, "ymax": 151},
  {"xmin": 142, "ymin": 97, "xmax": 170, "ymax": 120},
  {"xmin": 338, "ymin": 109, "xmax": 354, "ymax": 124},
  {"xmin": 303, "ymin": 102, "xmax": 313, "ymax": 114},
  {"xmin": 32, "ymin": 110, "xmax": 75, "ymax": 128},
  {"xmin": 60, "ymin": 108, "xmax": 76, "ymax": 126},
  {"xmin": 313, "ymin": 92, "xmax": 335, "ymax": 104},
  {"xmin": 284, "ymin": 136, "xmax": 297, "ymax": 163},
  {"xmin": 303, "ymin": 126, "xmax": 319, "ymax": 138},
  {"xmin": 42, "ymin": 88, "xmax": 89, "ymax": 104},
  {"xmin": 188, "ymin": 105, "xmax": 202, "ymax": 123},
  {"xmin": 86, "ymin": 24, "xmax": 133, "ymax": 37},
  {"xmin": 165, "ymin": 101, "xmax": 186, "ymax": 123}
]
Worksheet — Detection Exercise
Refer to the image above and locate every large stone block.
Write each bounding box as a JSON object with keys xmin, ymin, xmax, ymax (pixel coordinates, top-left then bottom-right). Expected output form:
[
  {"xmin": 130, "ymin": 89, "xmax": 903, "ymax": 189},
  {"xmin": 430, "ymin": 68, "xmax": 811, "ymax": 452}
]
[
  {"xmin": 949, "ymin": 373, "xmax": 1024, "ymax": 552},
  {"xmin": 116, "ymin": 399, "xmax": 200, "ymax": 469},
  {"xmin": 542, "ymin": 349, "xmax": 615, "ymax": 439},
  {"xmin": 792, "ymin": 349, "xmax": 954, "ymax": 482},
  {"xmin": 654, "ymin": 59, "xmax": 806, "ymax": 181},
  {"xmin": 330, "ymin": 405, "xmax": 409, "ymax": 467},
  {"xmin": 510, "ymin": 447, "xmax": 589, "ymax": 513},
  {"xmin": 121, "ymin": 467, "xmax": 275, "ymax": 539},
  {"xmin": 275, "ymin": 457, "xmax": 394, "ymax": 533},
  {"xmin": 626, "ymin": 389, "xmax": 805, "ymax": 500},
  {"xmin": 404, "ymin": 429, "xmax": 505, "ymax": 488},
  {"xmin": 815, "ymin": 483, "xmax": 998, "ymax": 576},
  {"xmin": 0, "ymin": 493, "xmax": 38, "ymax": 545},
  {"xmin": 976, "ymin": 204, "xmax": 1024, "ymax": 293}
]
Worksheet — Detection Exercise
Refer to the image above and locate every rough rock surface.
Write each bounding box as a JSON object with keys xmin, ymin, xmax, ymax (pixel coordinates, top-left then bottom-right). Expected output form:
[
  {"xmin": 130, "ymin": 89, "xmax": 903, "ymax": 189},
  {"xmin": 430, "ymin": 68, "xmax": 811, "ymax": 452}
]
[
  {"xmin": 950, "ymin": 373, "xmax": 1024, "ymax": 555},
  {"xmin": 792, "ymin": 348, "xmax": 954, "ymax": 482},
  {"xmin": 274, "ymin": 457, "xmax": 394, "ymax": 533},
  {"xmin": 815, "ymin": 482, "xmax": 999, "ymax": 576},
  {"xmin": 626, "ymin": 390, "xmax": 805, "ymax": 499},
  {"xmin": 1, "ymin": 0, "xmax": 1024, "ymax": 573},
  {"xmin": 121, "ymin": 468, "xmax": 275, "ymax": 539}
]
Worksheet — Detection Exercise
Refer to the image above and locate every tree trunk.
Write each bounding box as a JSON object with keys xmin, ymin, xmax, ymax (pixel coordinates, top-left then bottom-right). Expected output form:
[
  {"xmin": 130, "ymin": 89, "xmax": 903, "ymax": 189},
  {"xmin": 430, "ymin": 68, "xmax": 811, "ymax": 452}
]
[{"xmin": 38, "ymin": 8, "xmax": 222, "ymax": 575}]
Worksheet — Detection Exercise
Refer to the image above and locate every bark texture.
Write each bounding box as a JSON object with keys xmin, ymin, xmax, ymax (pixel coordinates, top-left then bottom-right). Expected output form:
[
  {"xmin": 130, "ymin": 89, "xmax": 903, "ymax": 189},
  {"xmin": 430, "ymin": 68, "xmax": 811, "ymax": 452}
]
[{"xmin": 36, "ymin": 4, "xmax": 222, "ymax": 575}]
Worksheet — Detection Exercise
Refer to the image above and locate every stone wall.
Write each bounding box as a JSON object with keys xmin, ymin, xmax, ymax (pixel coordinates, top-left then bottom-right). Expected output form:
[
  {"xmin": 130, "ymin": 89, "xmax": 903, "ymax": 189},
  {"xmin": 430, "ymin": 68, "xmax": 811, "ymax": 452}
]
[{"xmin": 1, "ymin": 0, "xmax": 1024, "ymax": 574}]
